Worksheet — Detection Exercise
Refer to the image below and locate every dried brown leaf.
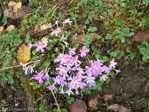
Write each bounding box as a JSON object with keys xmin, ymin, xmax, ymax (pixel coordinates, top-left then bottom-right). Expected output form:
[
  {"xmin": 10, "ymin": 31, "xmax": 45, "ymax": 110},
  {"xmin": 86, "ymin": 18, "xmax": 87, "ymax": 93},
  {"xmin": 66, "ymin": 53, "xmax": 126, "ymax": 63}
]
[
  {"xmin": 3, "ymin": 8, "xmax": 14, "ymax": 19},
  {"xmin": 17, "ymin": 44, "xmax": 31, "ymax": 64},
  {"xmin": 34, "ymin": 22, "xmax": 52, "ymax": 32},
  {"xmin": 134, "ymin": 31, "xmax": 149, "ymax": 42},
  {"xmin": 4, "ymin": 25, "xmax": 15, "ymax": 34},
  {"xmin": 103, "ymin": 94, "xmax": 114, "ymax": 102},
  {"xmin": 15, "ymin": 6, "xmax": 35, "ymax": 19},
  {"xmin": 8, "ymin": 1, "xmax": 17, "ymax": 8},
  {"xmin": 9, "ymin": 58, "xmax": 17, "ymax": 71},
  {"xmin": 13, "ymin": 2, "xmax": 22, "ymax": 13},
  {"xmin": 107, "ymin": 104, "xmax": 132, "ymax": 112},
  {"xmin": 88, "ymin": 98, "xmax": 98, "ymax": 110},
  {"xmin": 72, "ymin": 34, "xmax": 86, "ymax": 44},
  {"xmin": 4, "ymin": 5, "xmax": 35, "ymax": 19},
  {"xmin": 89, "ymin": 33, "xmax": 99, "ymax": 43},
  {"xmin": 68, "ymin": 99, "xmax": 87, "ymax": 112},
  {"xmin": 72, "ymin": 33, "xmax": 99, "ymax": 44},
  {"xmin": 0, "ymin": 27, "xmax": 4, "ymax": 34}
]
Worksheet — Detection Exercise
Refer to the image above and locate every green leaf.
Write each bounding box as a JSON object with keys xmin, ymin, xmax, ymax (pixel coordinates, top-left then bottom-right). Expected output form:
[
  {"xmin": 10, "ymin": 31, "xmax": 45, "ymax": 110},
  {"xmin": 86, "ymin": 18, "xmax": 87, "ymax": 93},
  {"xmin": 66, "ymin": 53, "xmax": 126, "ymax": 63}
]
[
  {"xmin": 130, "ymin": 52, "xmax": 135, "ymax": 60},
  {"xmin": 22, "ymin": 20, "xmax": 28, "ymax": 25},
  {"xmin": 73, "ymin": 44, "xmax": 79, "ymax": 49},
  {"xmin": 88, "ymin": 26, "xmax": 98, "ymax": 32},
  {"xmin": 106, "ymin": 77, "xmax": 110, "ymax": 83},
  {"xmin": 105, "ymin": 33, "xmax": 112, "ymax": 40},
  {"xmin": 7, "ymin": 74, "xmax": 14, "ymax": 84},
  {"xmin": 143, "ymin": 0, "xmax": 149, "ymax": 4},
  {"xmin": 25, "ymin": 34, "xmax": 30, "ymax": 43},
  {"xmin": 39, "ymin": 104, "xmax": 46, "ymax": 112},
  {"xmin": 121, "ymin": 2, "xmax": 126, "ymax": 7},
  {"xmin": 102, "ymin": 56, "xmax": 109, "ymax": 62},
  {"xmin": 82, "ymin": 13, "xmax": 87, "ymax": 17},
  {"xmin": 83, "ymin": 42, "xmax": 90, "ymax": 47},
  {"xmin": 85, "ymin": 19, "xmax": 89, "ymax": 24},
  {"xmin": 61, "ymin": 109, "xmax": 68, "ymax": 112},
  {"xmin": 97, "ymin": 35, "xmax": 102, "ymax": 39},
  {"xmin": 3, "ymin": 16, "xmax": 7, "ymax": 24},
  {"xmin": 32, "ymin": 50, "xmax": 37, "ymax": 55},
  {"xmin": 58, "ymin": 12, "xmax": 63, "ymax": 19}
]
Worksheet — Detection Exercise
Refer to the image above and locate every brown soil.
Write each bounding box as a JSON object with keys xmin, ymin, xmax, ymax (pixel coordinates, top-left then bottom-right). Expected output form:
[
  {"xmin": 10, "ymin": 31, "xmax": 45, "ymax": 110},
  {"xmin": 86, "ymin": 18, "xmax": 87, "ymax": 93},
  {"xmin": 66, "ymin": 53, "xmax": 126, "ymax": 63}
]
[{"xmin": 87, "ymin": 61, "xmax": 149, "ymax": 112}]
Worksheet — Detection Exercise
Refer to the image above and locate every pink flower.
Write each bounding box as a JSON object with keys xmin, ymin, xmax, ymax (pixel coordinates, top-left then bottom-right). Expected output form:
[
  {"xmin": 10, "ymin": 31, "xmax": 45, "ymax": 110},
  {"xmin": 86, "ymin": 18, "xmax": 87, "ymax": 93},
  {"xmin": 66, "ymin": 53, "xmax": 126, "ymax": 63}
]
[
  {"xmin": 42, "ymin": 72, "xmax": 50, "ymax": 81},
  {"xmin": 51, "ymin": 27, "xmax": 61, "ymax": 36},
  {"xmin": 71, "ymin": 55, "xmax": 81, "ymax": 67},
  {"xmin": 66, "ymin": 88, "xmax": 73, "ymax": 96},
  {"xmin": 59, "ymin": 34, "xmax": 67, "ymax": 41},
  {"xmin": 76, "ymin": 73, "xmax": 85, "ymax": 81},
  {"xmin": 47, "ymin": 85, "xmax": 57, "ymax": 90},
  {"xmin": 80, "ymin": 46, "xmax": 89, "ymax": 57},
  {"xmin": 85, "ymin": 66, "xmax": 92, "ymax": 74},
  {"xmin": 34, "ymin": 71, "xmax": 44, "ymax": 84},
  {"xmin": 28, "ymin": 42, "xmax": 33, "ymax": 49},
  {"xmin": 100, "ymin": 75, "xmax": 108, "ymax": 81},
  {"xmin": 64, "ymin": 54, "xmax": 72, "ymax": 63},
  {"xmin": 56, "ymin": 65, "xmax": 67, "ymax": 75},
  {"xmin": 102, "ymin": 65, "xmax": 110, "ymax": 74},
  {"xmin": 79, "ymin": 82, "xmax": 87, "ymax": 89},
  {"xmin": 84, "ymin": 74, "xmax": 96, "ymax": 87},
  {"xmin": 35, "ymin": 42, "xmax": 46, "ymax": 52},
  {"xmin": 41, "ymin": 38, "xmax": 48, "ymax": 46},
  {"xmin": 109, "ymin": 59, "xmax": 118, "ymax": 69},
  {"xmin": 77, "ymin": 67, "xmax": 85, "ymax": 75},
  {"xmin": 69, "ymin": 48, "xmax": 76, "ymax": 55},
  {"xmin": 91, "ymin": 61, "xmax": 99, "ymax": 70}
]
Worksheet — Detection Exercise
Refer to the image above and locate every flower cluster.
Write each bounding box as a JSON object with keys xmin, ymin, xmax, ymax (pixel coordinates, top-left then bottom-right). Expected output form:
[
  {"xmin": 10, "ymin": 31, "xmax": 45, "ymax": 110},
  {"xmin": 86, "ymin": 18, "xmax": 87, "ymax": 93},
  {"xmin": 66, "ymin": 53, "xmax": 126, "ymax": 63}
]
[
  {"xmin": 47, "ymin": 49, "xmax": 118, "ymax": 95},
  {"xmin": 34, "ymin": 71, "xmax": 50, "ymax": 84},
  {"xmin": 20, "ymin": 18, "xmax": 120, "ymax": 96},
  {"xmin": 20, "ymin": 62, "xmax": 35, "ymax": 75},
  {"xmin": 28, "ymin": 37, "xmax": 49, "ymax": 52}
]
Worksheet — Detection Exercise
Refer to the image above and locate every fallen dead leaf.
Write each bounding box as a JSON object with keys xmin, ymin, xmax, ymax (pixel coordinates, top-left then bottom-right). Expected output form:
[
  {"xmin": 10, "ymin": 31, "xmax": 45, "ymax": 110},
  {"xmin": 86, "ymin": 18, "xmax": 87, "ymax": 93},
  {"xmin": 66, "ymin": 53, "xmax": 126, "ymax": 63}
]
[
  {"xmin": 89, "ymin": 33, "xmax": 99, "ymax": 43},
  {"xmin": 9, "ymin": 58, "xmax": 17, "ymax": 71},
  {"xmin": 17, "ymin": 44, "xmax": 31, "ymax": 64},
  {"xmin": 3, "ymin": 8, "xmax": 14, "ymax": 19},
  {"xmin": 4, "ymin": 5, "xmax": 35, "ymax": 19},
  {"xmin": 134, "ymin": 31, "xmax": 149, "ymax": 42},
  {"xmin": 40, "ymin": 23, "xmax": 52, "ymax": 31},
  {"xmin": 88, "ymin": 97, "xmax": 98, "ymax": 110},
  {"xmin": 13, "ymin": 2, "xmax": 22, "ymax": 13},
  {"xmin": 4, "ymin": 25, "xmax": 15, "ymax": 34},
  {"xmin": 8, "ymin": 1, "xmax": 17, "ymax": 8},
  {"xmin": 107, "ymin": 104, "xmax": 132, "ymax": 112},
  {"xmin": 103, "ymin": 94, "xmax": 114, "ymax": 102},
  {"xmin": 68, "ymin": 99, "xmax": 87, "ymax": 112},
  {"xmin": 0, "ymin": 27, "xmax": 4, "ymax": 34},
  {"xmin": 72, "ymin": 34, "xmax": 86, "ymax": 44},
  {"xmin": 34, "ymin": 22, "xmax": 52, "ymax": 32},
  {"xmin": 72, "ymin": 33, "xmax": 99, "ymax": 44}
]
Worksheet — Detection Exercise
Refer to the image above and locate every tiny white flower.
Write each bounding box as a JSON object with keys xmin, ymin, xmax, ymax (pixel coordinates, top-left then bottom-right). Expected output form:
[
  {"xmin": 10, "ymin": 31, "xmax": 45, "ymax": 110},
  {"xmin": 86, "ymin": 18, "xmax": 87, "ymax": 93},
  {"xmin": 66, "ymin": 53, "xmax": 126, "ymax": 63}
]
[
  {"xmin": 55, "ymin": 21, "xmax": 58, "ymax": 25},
  {"xmin": 63, "ymin": 18, "xmax": 72, "ymax": 25},
  {"xmin": 15, "ymin": 103, "xmax": 18, "ymax": 107}
]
